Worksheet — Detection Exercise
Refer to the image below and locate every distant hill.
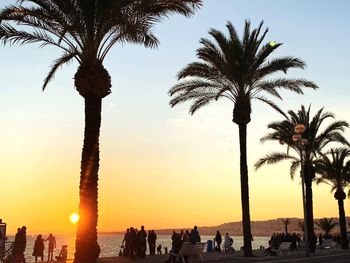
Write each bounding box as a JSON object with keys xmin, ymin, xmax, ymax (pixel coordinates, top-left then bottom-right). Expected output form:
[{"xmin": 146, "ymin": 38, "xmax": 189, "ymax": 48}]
[{"xmin": 101, "ymin": 217, "xmax": 350, "ymax": 237}]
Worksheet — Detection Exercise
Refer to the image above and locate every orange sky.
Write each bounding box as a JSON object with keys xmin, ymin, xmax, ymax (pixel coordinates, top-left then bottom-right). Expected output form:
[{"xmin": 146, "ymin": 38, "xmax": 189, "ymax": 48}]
[{"xmin": 2, "ymin": 102, "xmax": 349, "ymax": 235}]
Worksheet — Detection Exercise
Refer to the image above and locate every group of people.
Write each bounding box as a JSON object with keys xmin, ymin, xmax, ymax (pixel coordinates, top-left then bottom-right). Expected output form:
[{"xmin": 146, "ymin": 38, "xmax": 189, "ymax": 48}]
[
  {"xmin": 10, "ymin": 227, "xmax": 67, "ymax": 263},
  {"xmin": 214, "ymin": 231, "xmax": 234, "ymax": 252},
  {"xmin": 265, "ymin": 232, "xmax": 301, "ymax": 255},
  {"xmin": 164, "ymin": 226, "xmax": 201, "ymax": 263},
  {"xmin": 318, "ymin": 233, "xmax": 342, "ymax": 248},
  {"xmin": 32, "ymin": 233, "xmax": 67, "ymax": 262},
  {"xmin": 120, "ymin": 226, "xmax": 149, "ymax": 259},
  {"xmin": 265, "ymin": 231, "xmax": 346, "ymax": 255},
  {"xmin": 120, "ymin": 225, "xmax": 202, "ymax": 261}
]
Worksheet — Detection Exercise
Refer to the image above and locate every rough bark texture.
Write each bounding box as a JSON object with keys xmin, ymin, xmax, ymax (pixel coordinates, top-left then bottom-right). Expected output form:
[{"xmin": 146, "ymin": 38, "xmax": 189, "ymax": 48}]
[
  {"xmin": 335, "ymin": 190, "xmax": 348, "ymax": 250},
  {"xmin": 304, "ymin": 167, "xmax": 315, "ymax": 253},
  {"xmin": 74, "ymin": 96, "xmax": 102, "ymax": 263},
  {"xmin": 238, "ymin": 123, "xmax": 253, "ymax": 257},
  {"xmin": 75, "ymin": 63, "xmax": 111, "ymax": 98}
]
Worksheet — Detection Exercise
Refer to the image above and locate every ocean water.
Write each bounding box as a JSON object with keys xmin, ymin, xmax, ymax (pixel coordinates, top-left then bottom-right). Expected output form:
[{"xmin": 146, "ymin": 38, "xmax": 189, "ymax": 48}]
[{"xmin": 6, "ymin": 234, "xmax": 270, "ymax": 262}]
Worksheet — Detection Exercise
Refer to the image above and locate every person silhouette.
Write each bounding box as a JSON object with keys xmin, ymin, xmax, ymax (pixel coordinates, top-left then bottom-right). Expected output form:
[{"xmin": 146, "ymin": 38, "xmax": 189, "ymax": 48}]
[
  {"xmin": 215, "ymin": 230, "xmax": 222, "ymax": 252},
  {"xmin": 190, "ymin": 226, "xmax": 201, "ymax": 244},
  {"xmin": 44, "ymin": 233, "xmax": 56, "ymax": 261},
  {"xmin": 137, "ymin": 225, "xmax": 147, "ymax": 258},
  {"xmin": 13, "ymin": 226, "xmax": 27, "ymax": 263},
  {"xmin": 55, "ymin": 245, "xmax": 67, "ymax": 262},
  {"xmin": 33, "ymin": 234, "xmax": 44, "ymax": 262}
]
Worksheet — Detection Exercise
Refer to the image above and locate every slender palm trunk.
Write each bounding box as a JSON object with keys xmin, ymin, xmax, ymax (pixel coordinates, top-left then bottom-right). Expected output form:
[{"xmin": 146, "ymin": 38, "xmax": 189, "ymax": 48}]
[
  {"xmin": 238, "ymin": 123, "xmax": 253, "ymax": 257},
  {"xmin": 285, "ymin": 224, "xmax": 288, "ymax": 235},
  {"xmin": 74, "ymin": 95, "xmax": 102, "ymax": 263},
  {"xmin": 337, "ymin": 198, "xmax": 348, "ymax": 249},
  {"xmin": 304, "ymin": 169, "xmax": 315, "ymax": 253}
]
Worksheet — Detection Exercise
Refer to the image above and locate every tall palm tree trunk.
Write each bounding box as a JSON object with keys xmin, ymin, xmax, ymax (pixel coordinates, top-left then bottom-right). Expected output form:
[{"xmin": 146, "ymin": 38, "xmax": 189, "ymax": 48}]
[
  {"xmin": 337, "ymin": 196, "xmax": 348, "ymax": 249},
  {"xmin": 74, "ymin": 95, "xmax": 102, "ymax": 263},
  {"xmin": 304, "ymin": 171, "xmax": 315, "ymax": 253},
  {"xmin": 238, "ymin": 123, "xmax": 253, "ymax": 257}
]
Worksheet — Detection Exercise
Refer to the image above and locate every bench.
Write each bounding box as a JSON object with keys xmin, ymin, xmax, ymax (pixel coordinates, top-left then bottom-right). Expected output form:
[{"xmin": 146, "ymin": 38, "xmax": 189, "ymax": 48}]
[
  {"xmin": 321, "ymin": 239, "xmax": 337, "ymax": 249},
  {"xmin": 170, "ymin": 242, "xmax": 206, "ymax": 263},
  {"xmin": 278, "ymin": 242, "xmax": 292, "ymax": 256},
  {"xmin": 270, "ymin": 242, "xmax": 292, "ymax": 256}
]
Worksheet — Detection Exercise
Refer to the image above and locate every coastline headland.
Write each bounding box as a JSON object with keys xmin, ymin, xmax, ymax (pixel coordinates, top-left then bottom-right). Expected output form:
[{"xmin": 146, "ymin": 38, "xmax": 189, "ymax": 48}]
[{"xmin": 100, "ymin": 217, "xmax": 350, "ymax": 236}]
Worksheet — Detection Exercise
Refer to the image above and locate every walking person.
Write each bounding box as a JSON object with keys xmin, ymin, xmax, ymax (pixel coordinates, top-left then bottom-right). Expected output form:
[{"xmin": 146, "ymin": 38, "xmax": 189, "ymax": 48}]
[
  {"xmin": 224, "ymin": 233, "xmax": 230, "ymax": 252},
  {"xmin": 215, "ymin": 230, "xmax": 222, "ymax": 252},
  {"xmin": 128, "ymin": 227, "xmax": 137, "ymax": 259},
  {"xmin": 32, "ymin": 235, "xmax": 44, "ymax": 262},
  {"xmin": 122, "ymin": 228, "xmax": 130, "ymax": 256},
  {"xmin": 44, "ymin": 233, "xmax": 56, "ymax": 261}
]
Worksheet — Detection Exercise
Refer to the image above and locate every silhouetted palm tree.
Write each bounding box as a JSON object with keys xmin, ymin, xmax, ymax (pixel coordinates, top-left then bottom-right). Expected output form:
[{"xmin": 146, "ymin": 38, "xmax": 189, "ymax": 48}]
[
  {"xmin": 298, "ymin": 220, "xmax": 305, "ymax": 233},
  {"xmin": 314, "ymin": 148, "xmax": 350, "ymax": 249},
  {"xmin": 281, "ymin": 218, "xmax": 290, "ymax": 234},
  {"xmin": 169, "ymin": 21, "xmax": 318, "ymax": 256},
  {"xmin": 315, "ymin": 217, "xmax": 338, "ymax": 237},
  {"xmin": 0, "ymin": 1, "xmax": 202, "ymax": 262},
  {"xmin": 255, "ymin": 105, "xmax": 349, "ymax": 252}
]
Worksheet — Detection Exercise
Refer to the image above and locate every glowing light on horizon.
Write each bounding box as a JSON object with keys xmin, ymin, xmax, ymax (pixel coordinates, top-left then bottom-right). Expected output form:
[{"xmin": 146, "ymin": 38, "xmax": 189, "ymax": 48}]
[{"xmin": 69, "ymin": 213, "xmax": 80, "ymax": 224}]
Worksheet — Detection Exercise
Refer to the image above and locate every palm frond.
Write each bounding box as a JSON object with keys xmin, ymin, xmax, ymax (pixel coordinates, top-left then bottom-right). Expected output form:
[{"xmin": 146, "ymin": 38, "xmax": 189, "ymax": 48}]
[
  {"xmin": 255, "ymin": 152, "xmax": 297, "ymax": 170},
  {"xmin": 42, "ymin": 52, "xmax": 77, "ymax": 90}
]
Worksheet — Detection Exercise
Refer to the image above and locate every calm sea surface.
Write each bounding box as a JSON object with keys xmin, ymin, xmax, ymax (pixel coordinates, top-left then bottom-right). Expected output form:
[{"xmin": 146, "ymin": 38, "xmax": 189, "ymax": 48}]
[{"xmin": 7, "ymin": 234, "xmax": 270, "ymax": 262}]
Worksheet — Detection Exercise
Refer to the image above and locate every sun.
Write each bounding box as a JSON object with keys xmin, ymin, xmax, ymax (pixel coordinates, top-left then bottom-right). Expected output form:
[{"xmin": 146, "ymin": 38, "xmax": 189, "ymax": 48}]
[{"xmin": 69, "ymin": 213, "xmax": 80, "ymax": 224}]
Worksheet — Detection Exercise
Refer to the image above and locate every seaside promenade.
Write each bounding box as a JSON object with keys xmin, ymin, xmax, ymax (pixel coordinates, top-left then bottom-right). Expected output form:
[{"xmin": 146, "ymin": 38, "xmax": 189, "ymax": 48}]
[
  {"xmin": 97, "ymin": 250, "xmax": 350, "ymax": 262},
  {"xmin": 29, "ymin": 249, "xmax": 350, "ymax": 263}
]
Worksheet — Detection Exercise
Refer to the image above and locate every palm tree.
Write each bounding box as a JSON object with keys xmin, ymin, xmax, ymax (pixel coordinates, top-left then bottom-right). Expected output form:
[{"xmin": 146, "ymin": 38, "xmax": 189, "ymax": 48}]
[
  {"xmin": 169, "ymin": 20, "xmax": 318, "ymax": 256},
  {"xmin": 255, "ymin": 105, "xmax": 349, "ymax": 252},
  {"xmin": 0, "ymin": 1, "xmax": 202, "ymax": 262},
  {"xmin": 281, "ymin": 218, "xmax": 290, "ymax": 234},
  {"xmin": 314, "ymin": 148, "xmax": 350, "ymax": 249},
  {"xmin": 315, "ymin": 217, "xmax": 338, "ymax": 238},
  {"xmin": 298, "ymin": 220, "xmax": 305, "ymax": 233}
]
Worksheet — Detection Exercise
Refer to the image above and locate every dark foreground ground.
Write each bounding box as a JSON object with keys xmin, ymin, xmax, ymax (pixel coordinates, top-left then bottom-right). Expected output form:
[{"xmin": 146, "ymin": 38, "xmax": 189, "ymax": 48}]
[
  {"xmin": 97, "ymin": 249, "xmax": 350, "ymax": 263},
  {"xmin": 29, "ymin": 249, "xmax": 350, "ymax": 263}
]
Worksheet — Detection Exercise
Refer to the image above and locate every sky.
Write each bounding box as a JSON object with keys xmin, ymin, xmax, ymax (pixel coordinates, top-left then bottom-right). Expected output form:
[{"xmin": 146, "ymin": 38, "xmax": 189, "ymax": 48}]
[{"xmin": 1, "ymin": 0, "xmax": 350, "ymax": 235}]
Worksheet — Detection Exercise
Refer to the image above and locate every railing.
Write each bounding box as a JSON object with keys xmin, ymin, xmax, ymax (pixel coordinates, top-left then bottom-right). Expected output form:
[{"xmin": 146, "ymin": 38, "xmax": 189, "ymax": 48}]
[{"xmin": 1, "ymin": 241, "xmax": 14, "ymax": 263}]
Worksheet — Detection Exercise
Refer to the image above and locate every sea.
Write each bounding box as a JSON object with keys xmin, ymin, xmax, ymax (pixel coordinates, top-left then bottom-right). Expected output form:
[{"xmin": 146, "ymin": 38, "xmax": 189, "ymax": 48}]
[{"xmin": 6, "ymin": 234, "xmax": 270, "ymax": 262}]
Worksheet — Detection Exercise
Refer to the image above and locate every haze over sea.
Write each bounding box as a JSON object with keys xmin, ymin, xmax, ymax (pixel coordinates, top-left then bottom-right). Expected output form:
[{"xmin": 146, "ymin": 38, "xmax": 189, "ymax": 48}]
[{"xmin": 7, "ymin": 234, "xmax": 270, "ymax": 262}]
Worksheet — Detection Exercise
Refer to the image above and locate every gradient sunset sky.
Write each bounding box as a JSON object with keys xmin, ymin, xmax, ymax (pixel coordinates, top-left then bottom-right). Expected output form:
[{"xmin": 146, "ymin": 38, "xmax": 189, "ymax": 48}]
[{"xmin": 1, "ymin": 0, "xmax": 350, "ymax": 235}]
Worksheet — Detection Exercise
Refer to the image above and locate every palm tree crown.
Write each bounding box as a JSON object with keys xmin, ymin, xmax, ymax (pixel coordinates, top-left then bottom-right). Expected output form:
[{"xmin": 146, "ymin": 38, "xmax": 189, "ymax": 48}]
[
  {"xmin": 169, "ymin": 20, "xmax": 318, "ymax": 122},
  {"xmin": 281, "ymin": 218, "xmax": 290, "ymax": 234},
  {"xmin": 0, "ymin": 0, "xmax": 202, "ymax": 93},
  {"xmin": 314, "ymin": 148, "xmax": 350, "ymax": 193},
  {"xmin": 256, "ymin": 106, "xmax": 349, "ymax": 177},
  {"xmin": 315, "ymin": 217, "xmax": 338, "ymax": 237}
]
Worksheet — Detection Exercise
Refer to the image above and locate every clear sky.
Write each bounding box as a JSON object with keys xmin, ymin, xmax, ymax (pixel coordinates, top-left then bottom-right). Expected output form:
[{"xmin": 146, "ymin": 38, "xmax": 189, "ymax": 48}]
[{"xmin": 1, "ymin": 0, "xmax": 350, "ymax": 235}]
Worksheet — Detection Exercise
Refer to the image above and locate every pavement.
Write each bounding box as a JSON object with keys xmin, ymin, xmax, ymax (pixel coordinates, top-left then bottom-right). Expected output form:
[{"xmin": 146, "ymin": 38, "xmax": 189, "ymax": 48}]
[
  {"xmin": 97, "ymin": 249, "xmax": 350, "ymax": 263},
  {"xmin": 27, "ymin": 249, "xmax": 350, "ymax": 263}
]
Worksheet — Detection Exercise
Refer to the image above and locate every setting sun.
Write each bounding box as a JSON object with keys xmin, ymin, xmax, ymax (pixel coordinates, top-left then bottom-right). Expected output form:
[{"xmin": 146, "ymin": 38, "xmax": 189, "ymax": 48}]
[{"xmin": 69, "ymin": 213, "xmax": 80, "ymax": 224}]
